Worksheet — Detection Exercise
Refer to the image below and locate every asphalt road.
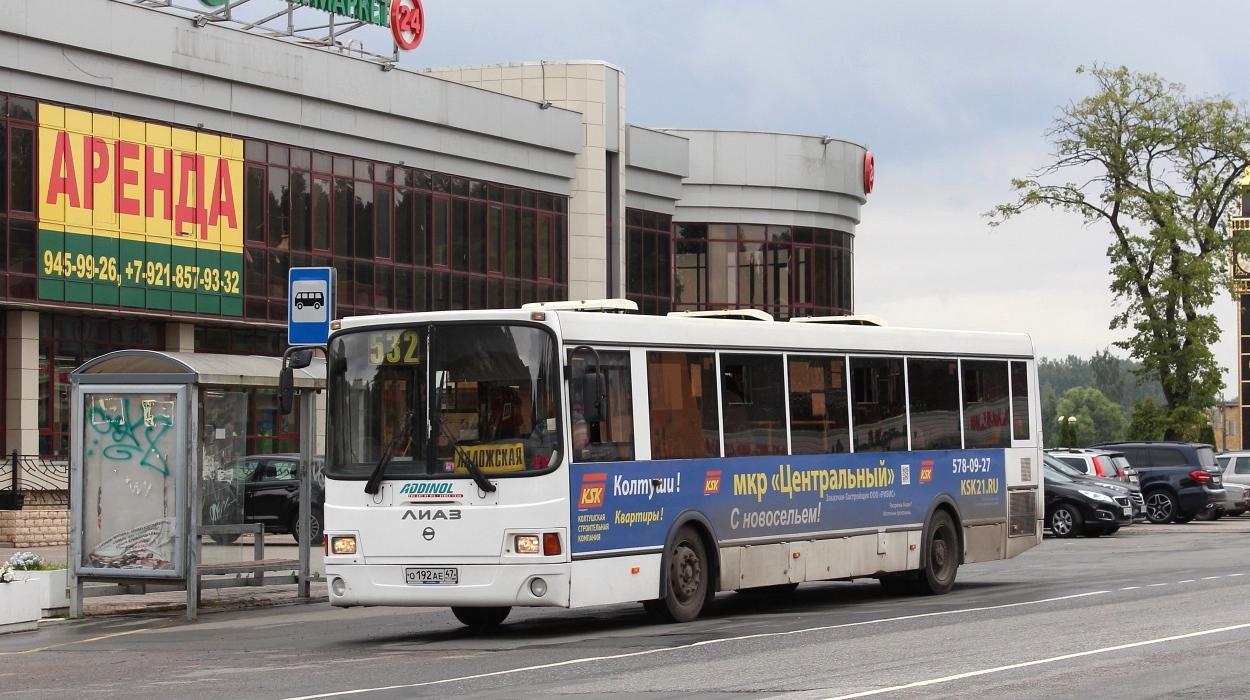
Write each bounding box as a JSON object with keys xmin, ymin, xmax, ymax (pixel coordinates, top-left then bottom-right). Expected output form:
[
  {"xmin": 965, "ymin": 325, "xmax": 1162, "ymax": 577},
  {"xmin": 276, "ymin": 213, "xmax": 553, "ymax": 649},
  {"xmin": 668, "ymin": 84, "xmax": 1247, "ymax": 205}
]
[{"xmin": 5, "ymin": 519, "xmax": 1250, "ymax": 700}]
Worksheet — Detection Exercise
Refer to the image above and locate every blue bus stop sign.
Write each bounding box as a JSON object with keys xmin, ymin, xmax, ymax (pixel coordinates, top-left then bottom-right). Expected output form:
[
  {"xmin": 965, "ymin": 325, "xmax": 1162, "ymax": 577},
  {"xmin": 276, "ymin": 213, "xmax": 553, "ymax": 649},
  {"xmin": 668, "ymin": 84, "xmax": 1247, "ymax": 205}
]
[{"xmin": 288, "ymin": 267, "xmax": 336, "ymax": 346}]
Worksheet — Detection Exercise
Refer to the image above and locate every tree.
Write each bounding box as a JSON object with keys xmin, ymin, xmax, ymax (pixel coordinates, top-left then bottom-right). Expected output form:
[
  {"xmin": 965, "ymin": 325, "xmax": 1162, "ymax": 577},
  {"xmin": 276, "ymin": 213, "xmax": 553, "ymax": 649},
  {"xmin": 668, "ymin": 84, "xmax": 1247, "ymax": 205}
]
[
  {"xmin": 1054, "ymin": 386, "xmax": 1127, "ymax": 446},
  {"xmin": 989, "ymin": 65, "xmax": 1250, "ymax": 439},
  {"xmin": 1127, "ymin": 397, "xmax": 1170, "ymax": 440}
]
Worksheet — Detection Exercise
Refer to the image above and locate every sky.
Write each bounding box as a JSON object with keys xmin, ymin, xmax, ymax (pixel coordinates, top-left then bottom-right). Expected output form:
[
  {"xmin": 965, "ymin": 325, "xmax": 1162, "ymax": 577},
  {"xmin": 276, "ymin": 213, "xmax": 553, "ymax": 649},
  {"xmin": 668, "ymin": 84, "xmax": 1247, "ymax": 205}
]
[{"xmin": 249, "ymin": 0, "xmax": 1250, "ymax": 393}]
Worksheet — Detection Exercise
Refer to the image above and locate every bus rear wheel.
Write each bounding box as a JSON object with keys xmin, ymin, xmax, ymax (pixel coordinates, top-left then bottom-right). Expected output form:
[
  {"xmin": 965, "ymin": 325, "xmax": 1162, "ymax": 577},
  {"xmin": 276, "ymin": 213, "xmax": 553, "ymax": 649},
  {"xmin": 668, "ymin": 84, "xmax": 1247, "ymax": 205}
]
[
  {"xmin": 645, "ymin": 526, "xmax": 710, "ymax": 623},
  {"xmin": 913, "ymin": 510, "xmax": 958, "ymax": 596},
  {"xmin": 451, "ymin": 606, "xmax": 511, "ymax": 628}
]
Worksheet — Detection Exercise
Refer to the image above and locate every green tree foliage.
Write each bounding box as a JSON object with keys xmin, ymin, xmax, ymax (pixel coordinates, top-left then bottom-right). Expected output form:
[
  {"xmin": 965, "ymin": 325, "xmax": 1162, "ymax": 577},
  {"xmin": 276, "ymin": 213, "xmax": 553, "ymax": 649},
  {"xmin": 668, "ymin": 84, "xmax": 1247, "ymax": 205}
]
[
  {"xmin": 990, "ymin": 65, "xmax": 1250, "ymax": 439},
  {"xmin": 1126, "ymin": 397, "xmax": 1171, "ymax": 440},
  {"xmin": 1051, "ymin": 387, "xmax": 1128, "ymax": 448}
]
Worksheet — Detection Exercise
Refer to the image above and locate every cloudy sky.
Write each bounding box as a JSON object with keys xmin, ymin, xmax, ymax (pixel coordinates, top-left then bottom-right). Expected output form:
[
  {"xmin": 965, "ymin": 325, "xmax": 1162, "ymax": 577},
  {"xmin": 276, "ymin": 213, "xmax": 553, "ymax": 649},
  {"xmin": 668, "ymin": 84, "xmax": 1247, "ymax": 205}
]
[{"xmin": 318, "ymin": 1, "xmax": 1250, "ymax": 390}]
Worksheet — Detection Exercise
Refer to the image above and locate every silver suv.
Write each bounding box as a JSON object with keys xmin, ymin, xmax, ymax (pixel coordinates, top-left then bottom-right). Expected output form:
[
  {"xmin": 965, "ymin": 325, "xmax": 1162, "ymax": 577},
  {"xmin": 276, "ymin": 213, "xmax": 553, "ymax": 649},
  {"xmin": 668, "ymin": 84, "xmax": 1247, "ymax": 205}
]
[{"xmin": 1046, "ymin": 448, "xmax": 1139, "ymax": 485}]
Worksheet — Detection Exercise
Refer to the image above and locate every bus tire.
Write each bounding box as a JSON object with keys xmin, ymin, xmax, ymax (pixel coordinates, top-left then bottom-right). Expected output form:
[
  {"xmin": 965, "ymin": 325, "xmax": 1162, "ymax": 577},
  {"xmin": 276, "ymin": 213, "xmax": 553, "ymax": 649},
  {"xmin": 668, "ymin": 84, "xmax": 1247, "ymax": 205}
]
[
  {"xmin": 451, "ymin": 606, "xmax": 511, "ymax": 628},
  {"xmin": 646, "ymin": 525, "xmax": 710, "ymax": 623},
  {"xmin": 912, "ymin": 510, "xmax": 958, "ymax": 596}
]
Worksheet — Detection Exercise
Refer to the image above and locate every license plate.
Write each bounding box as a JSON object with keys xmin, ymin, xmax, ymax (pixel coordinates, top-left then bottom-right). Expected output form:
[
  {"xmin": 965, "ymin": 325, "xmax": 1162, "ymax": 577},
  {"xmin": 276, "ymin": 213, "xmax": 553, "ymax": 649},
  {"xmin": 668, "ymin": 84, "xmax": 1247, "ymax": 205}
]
[
  {"xmin": 405, "ymin": 567, "xmax": 458, "ymax": 585},
  {"xmin": 1122, "ymin": 507, "xmax": 1132, "ymax": 517}
]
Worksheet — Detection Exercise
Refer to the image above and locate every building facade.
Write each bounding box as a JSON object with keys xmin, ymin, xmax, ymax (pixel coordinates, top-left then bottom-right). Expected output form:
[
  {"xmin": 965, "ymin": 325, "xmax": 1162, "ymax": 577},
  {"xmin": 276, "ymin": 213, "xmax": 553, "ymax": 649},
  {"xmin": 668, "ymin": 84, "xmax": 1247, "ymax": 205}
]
[{"xmin": 0, "ymin": 0, "xmax": 870, "ymax": 458}]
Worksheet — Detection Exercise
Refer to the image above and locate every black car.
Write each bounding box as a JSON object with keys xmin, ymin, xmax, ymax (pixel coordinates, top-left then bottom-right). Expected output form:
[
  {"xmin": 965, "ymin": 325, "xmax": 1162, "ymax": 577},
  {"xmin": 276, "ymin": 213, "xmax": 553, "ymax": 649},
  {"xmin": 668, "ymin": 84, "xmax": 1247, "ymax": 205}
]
[
  {"xmin": 1044, "ymin": 454, "xmax": 1145, "ymax": 522},
  {"xmin": 1043, "ymin": 462, "xmax": 1134, "ymax": 537},
  {"xmin": 1090, "ymin": 441, "xmax": 1224, "ymax": 523},
  {"xmin": 204, "ymin": 454, "xmax": 324, "ymax": 544}
]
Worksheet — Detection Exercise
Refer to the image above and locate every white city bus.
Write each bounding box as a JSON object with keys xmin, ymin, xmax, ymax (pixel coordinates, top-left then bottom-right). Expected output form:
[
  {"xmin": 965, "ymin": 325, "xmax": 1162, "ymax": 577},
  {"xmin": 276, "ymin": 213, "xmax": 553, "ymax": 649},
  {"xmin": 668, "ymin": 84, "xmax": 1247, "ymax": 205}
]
[{"xmin": 321, "ymin": 301, "xmax": 1043, "ymax": 627}]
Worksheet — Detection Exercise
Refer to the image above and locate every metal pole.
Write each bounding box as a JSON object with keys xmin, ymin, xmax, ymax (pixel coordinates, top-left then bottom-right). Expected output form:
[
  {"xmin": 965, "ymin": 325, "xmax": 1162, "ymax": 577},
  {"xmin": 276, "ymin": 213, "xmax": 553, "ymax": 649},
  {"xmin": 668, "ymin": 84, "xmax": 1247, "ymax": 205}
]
[{"xmin": 298, "ymin": 388, "xmax": 314, "ymax": 598}]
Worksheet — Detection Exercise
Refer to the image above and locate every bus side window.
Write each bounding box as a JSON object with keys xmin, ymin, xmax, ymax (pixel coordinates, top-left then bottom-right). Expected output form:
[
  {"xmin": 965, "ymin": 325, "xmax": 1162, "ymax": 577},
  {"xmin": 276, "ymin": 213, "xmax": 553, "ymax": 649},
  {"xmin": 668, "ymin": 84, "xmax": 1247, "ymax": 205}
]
[
  {"xmin": 721, "ymin": 353, "xmax": 786, "ymax": 456},
  {"xmin": 1010, "ymin": 361, "xmax": 1030, "ymax": 441},
  {"xmin": 647, "ymin": 351, "xmax": 719, "ymax": 460},
  {"xmin": 962, "ymin": 360, "xmax": 1010, "ymax": 448},
  {"xmin": 789, "ymin": 356, "xmax": 849, "ymax": 454},
  {"xmin": 569, "ymin": 350, "xmax": 635, "ymax": 462},
  {"xmin": 849, "ymin": 356, "xmax": 907, "ymax": 452}
]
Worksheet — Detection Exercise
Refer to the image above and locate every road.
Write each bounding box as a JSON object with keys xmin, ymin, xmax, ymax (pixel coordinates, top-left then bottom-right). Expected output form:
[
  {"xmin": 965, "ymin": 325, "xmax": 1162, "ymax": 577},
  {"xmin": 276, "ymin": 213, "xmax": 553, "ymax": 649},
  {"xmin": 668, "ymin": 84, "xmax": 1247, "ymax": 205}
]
[{"xmin": 4, "ymin": 520, "xmax": 1250, "ymax": 699}]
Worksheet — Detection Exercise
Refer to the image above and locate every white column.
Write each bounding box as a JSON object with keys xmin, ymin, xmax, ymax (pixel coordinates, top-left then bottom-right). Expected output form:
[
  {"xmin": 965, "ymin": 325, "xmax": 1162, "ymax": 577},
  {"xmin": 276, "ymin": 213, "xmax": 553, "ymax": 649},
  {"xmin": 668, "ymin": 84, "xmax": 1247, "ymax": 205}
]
[
  {"xmin": 165, "ymin": 323, "xmax": 195, "ymax": 353},
  {"xmin": 7, "ymin": 311, "xmax": 39, "ymax": 456}
]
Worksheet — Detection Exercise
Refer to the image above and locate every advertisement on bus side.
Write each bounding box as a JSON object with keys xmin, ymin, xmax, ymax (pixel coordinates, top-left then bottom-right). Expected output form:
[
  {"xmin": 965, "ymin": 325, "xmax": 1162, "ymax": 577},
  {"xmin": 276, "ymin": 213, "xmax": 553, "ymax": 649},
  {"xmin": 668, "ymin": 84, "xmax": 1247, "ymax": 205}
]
[{"xmin": 569, "ymin": 449, "xmax": 1006, "ymax": 555}]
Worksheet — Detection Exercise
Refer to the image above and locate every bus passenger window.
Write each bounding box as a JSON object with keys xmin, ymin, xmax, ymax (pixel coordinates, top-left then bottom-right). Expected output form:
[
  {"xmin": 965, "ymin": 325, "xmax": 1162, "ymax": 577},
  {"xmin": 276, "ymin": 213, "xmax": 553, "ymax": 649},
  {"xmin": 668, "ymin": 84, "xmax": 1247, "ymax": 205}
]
[
  {"xmin": 721, "ymin": 354, "xmax": 786, "ymax": 456},
  {"xmin": 788, "ymin": 356, "xmax": 850, "ymax": 454},
  {"xmin": 963, "ymin": 360, "xmax": 1010, "ymax": 448},
  {"xmin": 1011, "ymin": 361, "xmax": 1030, "ymax": 441},
  {"xmin": 907, "ymin": 359, "xmax": 961, "ymax": 450},
  {"xmin": 849, "ymin": 356, "xmax": 906, "ymax": 452},
  {"xmin": 568, "ymin": 350, "xmax": 635, "ymax": 462},
  {"xmin": 647, "ymin": 351, "xmax": 719, "ymax": 459}
]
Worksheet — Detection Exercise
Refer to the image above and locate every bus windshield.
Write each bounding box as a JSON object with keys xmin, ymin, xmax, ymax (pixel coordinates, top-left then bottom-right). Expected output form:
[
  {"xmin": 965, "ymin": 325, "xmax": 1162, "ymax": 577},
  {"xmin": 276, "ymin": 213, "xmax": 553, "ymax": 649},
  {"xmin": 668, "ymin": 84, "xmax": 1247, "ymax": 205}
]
[{"xmin": 325, "ymin": 323, "xmax": 561, "ymax": 480}]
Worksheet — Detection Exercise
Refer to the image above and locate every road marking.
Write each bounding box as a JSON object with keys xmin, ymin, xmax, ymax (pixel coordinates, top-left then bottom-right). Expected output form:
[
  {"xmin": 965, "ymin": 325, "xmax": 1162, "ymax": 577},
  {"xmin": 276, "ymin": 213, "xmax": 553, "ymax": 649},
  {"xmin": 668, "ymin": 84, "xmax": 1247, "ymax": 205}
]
[
  {"xmin": 275, "ymin": 591, "xmax": 1109, "ymax": 700},
  {"xmin": 1148, "ymin": 583, "xmax": 1168, "ymax": 587},
  {"xmin": 1203, "ymin": 577, "xmax": 1220, "ymax": 580},
  {"xmin": 819, "ymin": 621, "xmax": 1250, "ymax": 700},
  {"xmin": 0, "ymin": 621, "xmax": 173, "ymax": 655},
  {"xmin": 1120, "ymin": 586, "xmax": 1140, "ymax": 590},
  {"xmin": 1178, "ymin": 580, "xmax": 1195, "ymax": 584}
]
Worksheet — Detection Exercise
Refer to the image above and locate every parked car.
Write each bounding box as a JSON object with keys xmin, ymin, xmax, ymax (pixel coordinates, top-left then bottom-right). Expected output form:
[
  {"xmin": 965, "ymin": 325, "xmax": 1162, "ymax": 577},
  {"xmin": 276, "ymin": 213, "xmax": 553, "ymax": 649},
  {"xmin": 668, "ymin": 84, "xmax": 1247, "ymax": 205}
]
[
  {"xmin": 1196, "ymin": 481, "xmax": 1249, "ymax": 520},
  {"xmin": 1089, "ymin": 441, "xmax": 1225, "ymax": 524},
  {"xmin": 1042, "ymin": 461, "xmax": 1135, "ymax": 537},
  {"xmin": 1045, "ymin": 448, "xmax": 1139, "ymax": 485},
  {"xmin": 1216, "ymin": 451, "xmax": 1250, "ymax": 488},
  {"xmin": 203, "ymin": 454, "xmax": 324, "ymax": 544},
  {"xmin": 1044, "ymin": 454, "xmax": 1144, "ymax": 522}
]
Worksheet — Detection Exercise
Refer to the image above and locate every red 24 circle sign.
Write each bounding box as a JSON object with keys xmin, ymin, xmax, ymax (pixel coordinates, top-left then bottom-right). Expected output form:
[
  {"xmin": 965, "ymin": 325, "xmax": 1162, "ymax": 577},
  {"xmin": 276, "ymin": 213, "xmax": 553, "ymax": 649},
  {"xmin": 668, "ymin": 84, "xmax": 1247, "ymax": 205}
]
[{"xmin": 390, "ymin": 0, "xmax": 425, "ymax": 51}]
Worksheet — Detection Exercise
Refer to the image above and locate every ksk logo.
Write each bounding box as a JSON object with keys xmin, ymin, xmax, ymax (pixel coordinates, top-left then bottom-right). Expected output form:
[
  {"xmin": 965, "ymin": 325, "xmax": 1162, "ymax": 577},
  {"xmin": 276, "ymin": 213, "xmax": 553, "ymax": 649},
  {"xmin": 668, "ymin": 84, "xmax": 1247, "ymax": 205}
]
[
  {"xmin": 578, "ymin": 472, "xmax": 607, "ymax": 509},
  {"xmin": 704, "ymin": 470, "xmax": 721, "ymax": 494},
  {"xmin": 919, "ymin": 460, "xmax": 934, "ymax": 483}
]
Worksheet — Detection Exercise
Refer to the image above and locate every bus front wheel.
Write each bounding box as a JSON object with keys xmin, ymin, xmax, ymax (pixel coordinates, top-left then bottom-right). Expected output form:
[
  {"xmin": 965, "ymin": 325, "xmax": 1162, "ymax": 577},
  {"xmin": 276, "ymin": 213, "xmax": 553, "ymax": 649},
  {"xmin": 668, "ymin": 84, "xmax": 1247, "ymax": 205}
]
[
  {"xmin": 451, "ymin": 606, "xmax": 511, "ymax": 628},
  {"xmin": 644, "ymin": 526, "xmax": 710, "ymax": 623}
]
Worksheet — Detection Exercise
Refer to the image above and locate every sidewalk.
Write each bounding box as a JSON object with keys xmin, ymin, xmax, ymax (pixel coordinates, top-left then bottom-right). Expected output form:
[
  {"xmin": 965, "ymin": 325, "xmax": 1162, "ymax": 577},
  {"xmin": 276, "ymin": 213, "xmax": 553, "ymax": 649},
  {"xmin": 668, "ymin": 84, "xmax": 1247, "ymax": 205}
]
[{"xmin": 2, "ymin": 538, "xmax": 328, "ymax": 618}]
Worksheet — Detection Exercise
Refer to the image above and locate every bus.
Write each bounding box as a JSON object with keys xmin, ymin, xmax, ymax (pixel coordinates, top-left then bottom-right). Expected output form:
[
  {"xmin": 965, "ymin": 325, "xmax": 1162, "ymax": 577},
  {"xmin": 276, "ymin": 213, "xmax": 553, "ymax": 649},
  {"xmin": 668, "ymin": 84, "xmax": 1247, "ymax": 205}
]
[{"xmin": 319, "ymin": 301, "xmax": 1042, "ymax": 627}]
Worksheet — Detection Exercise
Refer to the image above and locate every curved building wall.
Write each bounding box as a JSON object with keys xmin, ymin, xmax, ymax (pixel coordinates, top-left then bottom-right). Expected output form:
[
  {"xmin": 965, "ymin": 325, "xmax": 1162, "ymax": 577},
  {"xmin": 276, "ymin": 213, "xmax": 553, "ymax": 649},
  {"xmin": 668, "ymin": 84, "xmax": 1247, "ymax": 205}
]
[{"xmin": 654, "ymin": 130, "xmax": 866, "ymax": 319}]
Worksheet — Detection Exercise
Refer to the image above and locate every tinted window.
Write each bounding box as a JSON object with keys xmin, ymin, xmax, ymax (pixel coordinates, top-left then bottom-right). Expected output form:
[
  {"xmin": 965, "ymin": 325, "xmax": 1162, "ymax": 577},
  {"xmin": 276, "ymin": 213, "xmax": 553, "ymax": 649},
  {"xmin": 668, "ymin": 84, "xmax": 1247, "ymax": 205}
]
[
  {"xmin": 1151, "ymin": 447, "xmax": 1187, "ymax": 467},
  {"xmin": 1237, "ymin": 457, "xmax": 1250, "ymax": 475},
  {"xmin": 1121, "ymin": 448, "xmax": 1150, "ymax": 467},
  {"xmin": 788, "ymin": 355, "xmax": 850, "ymax": 454},
  {"xmin": 962, "ymin": 360, "xmax": 1010, "ymax": 448},
  {"xmin": 907, "ymin": 358, "xmax": 961, "ymax": 450},
  {"xmin": 648, "ymin": 351, "xmax": 719, "ymax": 459},
  {"xmin": 1010, "ymin": 361, "xmax": 1030, "ymax": 441},
  {"xmin": 568, "ymin": 350, "xmax": 635, "ymax": 463},
  {"xmin": 1195, "ymin": 446, "xmax": 1217, "ymax": 468},
  {"xmin": 1057, "ymin": 456, "xmax": 1088, "ymax": 473},
  {"xmin": 850, "ymin": 356, "xmax": 906, "ymax": 452},
  {"xmin": 721, "ymin": 354, "xmax": 787, "ymax": 456}
]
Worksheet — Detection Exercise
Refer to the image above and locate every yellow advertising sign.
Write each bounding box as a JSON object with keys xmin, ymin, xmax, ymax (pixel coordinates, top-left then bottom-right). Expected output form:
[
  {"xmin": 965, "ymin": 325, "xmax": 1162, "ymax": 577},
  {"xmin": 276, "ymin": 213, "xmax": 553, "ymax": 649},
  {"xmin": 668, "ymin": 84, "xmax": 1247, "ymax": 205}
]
[
  {"xmin": 38, "ymin": 105, "xmax": 243, "ymax": 248},
  {"xmin": 453, "ymin": 442, "xmax": 528, "ymax": 473}
]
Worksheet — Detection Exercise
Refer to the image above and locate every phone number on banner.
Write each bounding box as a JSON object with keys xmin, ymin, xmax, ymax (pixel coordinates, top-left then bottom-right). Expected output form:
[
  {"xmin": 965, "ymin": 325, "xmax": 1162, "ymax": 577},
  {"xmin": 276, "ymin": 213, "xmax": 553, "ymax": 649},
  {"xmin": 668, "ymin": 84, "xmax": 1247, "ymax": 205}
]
[{"xmin": 42, "ymin": 251, "xmax": 241, "ymax": 293}]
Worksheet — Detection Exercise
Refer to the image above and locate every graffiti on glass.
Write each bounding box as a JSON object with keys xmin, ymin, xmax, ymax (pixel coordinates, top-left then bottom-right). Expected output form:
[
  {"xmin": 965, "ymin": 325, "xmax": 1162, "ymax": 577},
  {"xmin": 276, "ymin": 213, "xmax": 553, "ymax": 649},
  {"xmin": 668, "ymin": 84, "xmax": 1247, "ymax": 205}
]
[{"xmin": 86, "ymin": 397, "xmax": 174, "ymax": 477}]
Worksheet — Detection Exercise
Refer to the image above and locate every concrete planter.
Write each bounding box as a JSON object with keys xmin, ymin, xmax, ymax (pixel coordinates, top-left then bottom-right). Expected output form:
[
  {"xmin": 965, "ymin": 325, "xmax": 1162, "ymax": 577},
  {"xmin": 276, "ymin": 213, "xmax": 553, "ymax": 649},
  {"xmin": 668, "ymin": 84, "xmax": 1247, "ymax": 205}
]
[
  {"xmin": 0, "ymin": 579, "xmax": 40, "ymax": 634},
  {"xmin": 12, "ymin": 569, "xmax": 70, "ymax": 618}
]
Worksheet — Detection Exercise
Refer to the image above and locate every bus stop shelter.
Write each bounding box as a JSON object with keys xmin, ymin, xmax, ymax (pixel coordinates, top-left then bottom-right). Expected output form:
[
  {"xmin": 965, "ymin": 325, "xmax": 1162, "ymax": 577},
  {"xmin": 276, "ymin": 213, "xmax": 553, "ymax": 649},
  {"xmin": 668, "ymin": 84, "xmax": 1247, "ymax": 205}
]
[{"xmin": 67, "ymin": 350, "xmax": 324, "ymax": 619}]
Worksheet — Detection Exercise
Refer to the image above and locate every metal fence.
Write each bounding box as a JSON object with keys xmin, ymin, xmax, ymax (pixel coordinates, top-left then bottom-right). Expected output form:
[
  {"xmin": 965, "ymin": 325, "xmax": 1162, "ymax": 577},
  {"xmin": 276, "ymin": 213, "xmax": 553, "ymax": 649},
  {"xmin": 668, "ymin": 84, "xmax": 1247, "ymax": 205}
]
[{"xmin": 0, "ymin": 451, "xmax": 70, "ymax": 508}]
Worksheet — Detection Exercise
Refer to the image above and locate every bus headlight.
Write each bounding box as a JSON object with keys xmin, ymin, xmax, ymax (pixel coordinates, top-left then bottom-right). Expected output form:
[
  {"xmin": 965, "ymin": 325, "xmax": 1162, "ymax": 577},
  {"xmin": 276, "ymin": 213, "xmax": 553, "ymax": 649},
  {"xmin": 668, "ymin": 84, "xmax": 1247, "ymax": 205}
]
[
  {"xmin": 515, "ymin": 535, "xmax": 540, "ymax": 554},
  {"xmin": 331, "ymin": 577, "xmax": 347, "ymax": 596},
  {"xmin": 330, "ymin": 536, "xmax": 357, "ymax": 555}
]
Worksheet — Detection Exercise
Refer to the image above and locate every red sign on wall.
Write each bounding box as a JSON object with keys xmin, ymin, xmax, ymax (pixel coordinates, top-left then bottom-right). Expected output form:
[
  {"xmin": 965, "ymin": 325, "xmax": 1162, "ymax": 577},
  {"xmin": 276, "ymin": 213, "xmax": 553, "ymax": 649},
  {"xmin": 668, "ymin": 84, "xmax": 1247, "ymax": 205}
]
[{"xmin": 390, "ymin": 0, "xmax": 425, "ymax": 51}]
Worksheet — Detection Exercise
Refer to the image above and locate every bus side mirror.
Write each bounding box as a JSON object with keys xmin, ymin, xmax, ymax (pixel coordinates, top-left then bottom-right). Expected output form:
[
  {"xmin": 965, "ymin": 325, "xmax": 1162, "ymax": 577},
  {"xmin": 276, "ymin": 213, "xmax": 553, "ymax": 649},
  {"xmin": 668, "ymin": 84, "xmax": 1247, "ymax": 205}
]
[
  {"xmin": 581, "ymin": 371, "xmax": 606, "ymax": 424},
  {"xmin": 278, "ymin": 348, "xmax": 315, "ymax": 415},
  {"xmin": 278, "ymin": 367, "xmax": 295, "ymax": 415}
]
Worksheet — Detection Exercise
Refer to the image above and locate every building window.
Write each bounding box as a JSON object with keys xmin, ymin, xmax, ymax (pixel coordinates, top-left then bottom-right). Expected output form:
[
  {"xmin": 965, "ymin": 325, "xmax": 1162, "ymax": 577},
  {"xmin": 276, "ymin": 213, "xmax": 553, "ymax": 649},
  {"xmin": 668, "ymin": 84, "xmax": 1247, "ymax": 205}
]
[
  {"xmin": 38, "ymin": 315, "xmax": 163, "ymax": 457},
  {"xmin": 0, "ymin": 94, "xmax": 39, "ymax": 302},
  {"xmin": 625, "ymin": 208, "xmax": 673, "ymax": 315},
  {"xmin": 672, "ymin": 222, "xmax": 853, "ymax": 319},
  {"xmin": 242, "ymin": 141, "xmax": 568, "ymax": 321}
]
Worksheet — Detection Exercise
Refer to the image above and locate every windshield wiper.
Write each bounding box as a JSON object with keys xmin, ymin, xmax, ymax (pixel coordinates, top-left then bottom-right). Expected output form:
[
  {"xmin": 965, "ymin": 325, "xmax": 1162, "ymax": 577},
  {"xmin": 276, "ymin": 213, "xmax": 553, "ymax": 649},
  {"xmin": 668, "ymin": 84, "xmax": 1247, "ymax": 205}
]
[
  {"xmin": 365, "ymin": 410, "xmax": 414, "ymax": 495},
  {"xmin": 436, "ymin": 415, "xmax": 497, "ymax": 494}
]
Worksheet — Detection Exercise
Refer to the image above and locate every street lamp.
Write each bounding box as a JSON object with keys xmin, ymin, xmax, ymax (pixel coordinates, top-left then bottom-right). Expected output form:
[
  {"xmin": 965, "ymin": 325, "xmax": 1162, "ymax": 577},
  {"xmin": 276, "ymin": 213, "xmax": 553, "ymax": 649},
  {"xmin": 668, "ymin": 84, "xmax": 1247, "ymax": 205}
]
[{"xmin": 1058, "ymin": 415, "xmax": 1078, "ymax": 448}]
